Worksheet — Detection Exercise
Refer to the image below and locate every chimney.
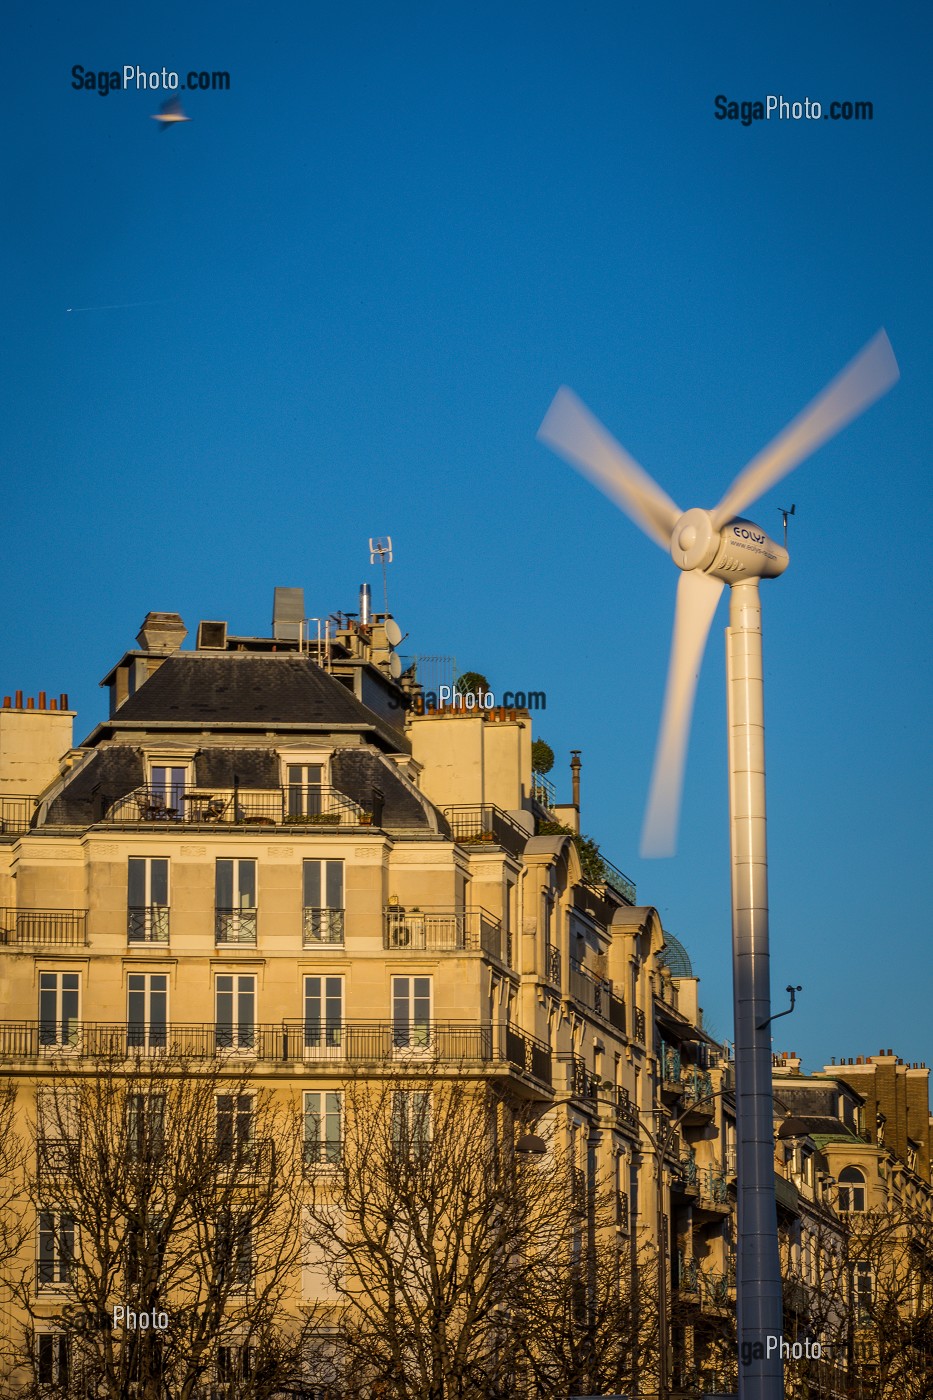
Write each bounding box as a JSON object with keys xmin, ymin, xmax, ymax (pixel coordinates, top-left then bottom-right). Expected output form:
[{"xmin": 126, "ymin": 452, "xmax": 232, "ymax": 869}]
[
  {"xmin": 359, "ymin": 583, "xmax": 372, "ymax": 626},
  {"xmin": 136, "ymin": 612, "xmax": 188, "ymax": 653},
  {"xmin": 571, "ymin": 750, "xmax": 582, "ymax": 808}
]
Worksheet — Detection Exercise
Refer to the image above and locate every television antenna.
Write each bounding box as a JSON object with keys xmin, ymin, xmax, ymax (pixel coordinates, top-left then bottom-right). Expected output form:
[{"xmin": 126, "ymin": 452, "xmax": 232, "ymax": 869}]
[
  {"xmin": 538, "ymin": 329, "xmax": 899, "ymax": 1400},
  {"xmin": 369, "ymin": 536, "xmax": 394, "ymax": 615}
]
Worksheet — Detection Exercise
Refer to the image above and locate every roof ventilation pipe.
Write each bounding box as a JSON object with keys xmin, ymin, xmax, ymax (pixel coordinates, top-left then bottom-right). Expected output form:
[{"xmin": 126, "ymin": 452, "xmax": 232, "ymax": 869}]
[{"xmin": 359, "ymin": 583, "xmax": 372, "ymax": 626}]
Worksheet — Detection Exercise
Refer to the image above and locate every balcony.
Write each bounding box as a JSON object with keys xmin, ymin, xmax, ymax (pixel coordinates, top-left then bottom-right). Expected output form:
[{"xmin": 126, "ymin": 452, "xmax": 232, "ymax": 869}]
[
  {"xmin": 569, "ymin": 1055, "xmax": 600, "ymax": 1101},
  {"xmin": 103, "ymin": 785, "xmax": 367, "ymax": 828},
  {"xmin": 678, "ymin": 1152, "xmax": 700, "ymax": 1189},
  {"xmin": 695, "ymin": 1165, "xmax": 730, "ymax": 1212},
  {"xmin": 661, "ymin": 1043, "xmax": 683, "ymax": 1088},
  {"xmin": 442, "ymin": 804, "xmax": 529, "ymax": 858},
  {"xmin": 544, "ymin": 942, "xmax": 561, "ymax": 987},
  {"xmin": 679, "ymin": 1067, "xmax": 714, "ymax": 1116},
  {"xmin": 214, "ymin": 909, "xmax": 258, "ymax": 946},
  {"xmin": 303, "ymin": 908, "xmax": 345, "ymax": 946},
  {"xmin": 632, "ymin": 1006, "xmax": 646, "ymax": 1044},
  {"xmin": 383, "ymin": 907, "xmax": 505, "ymax": 962},
  {"xmin": 568, "ymin": 956, "xmax": 613, "ymax": 1020},
  {"xmin": 531, "ymin": 772, "xmax": 557, "ymax": 810},
  {"xmin": 0, "ymin": 795, "xmax": 39, "ymax": 835},
  {"xmin": 0, "ymin": 1020, "xmax": 551, "ymax": 1084},
  {"xmin": 0, "ymin": 908, "xmax": 87, "ymax": 948},
  {"xmin": 614, "ymin": 1086, "xmax": 640, "ymax": 1135},
  {"xmin": 127, "ymin": 906, "xmax": 170, "ymax": 945}
]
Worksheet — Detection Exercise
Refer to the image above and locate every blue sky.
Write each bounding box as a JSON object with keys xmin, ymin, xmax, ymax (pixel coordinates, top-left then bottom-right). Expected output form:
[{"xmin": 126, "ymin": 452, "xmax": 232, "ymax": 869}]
[{"xmin": 3, "ymin": 0, "xmax": 930, "ymax": 1072}]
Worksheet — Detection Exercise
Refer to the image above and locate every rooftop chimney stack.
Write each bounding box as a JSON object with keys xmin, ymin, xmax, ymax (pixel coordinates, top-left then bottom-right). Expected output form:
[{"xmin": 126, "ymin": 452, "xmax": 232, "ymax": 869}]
[{"xmin": 136, "ymin": 613, "xmax": 188, "ymax": 653}]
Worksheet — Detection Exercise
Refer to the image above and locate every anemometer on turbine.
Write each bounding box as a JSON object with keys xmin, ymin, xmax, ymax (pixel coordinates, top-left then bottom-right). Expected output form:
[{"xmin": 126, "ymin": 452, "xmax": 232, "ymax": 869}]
[{"xmin": 537, "ymin": 329, "xmax": 899, "ymax": 1400}]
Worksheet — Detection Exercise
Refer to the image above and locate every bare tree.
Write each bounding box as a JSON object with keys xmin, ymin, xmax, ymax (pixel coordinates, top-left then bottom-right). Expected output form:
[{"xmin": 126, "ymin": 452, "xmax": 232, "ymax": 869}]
[
  {"xmin": 4, "ymin": 1049, "xmax": 309, "ymax": 1400},
  {"xmin": 0, "ymin": 1083, "xmax": 29, "ymax": 1374}
]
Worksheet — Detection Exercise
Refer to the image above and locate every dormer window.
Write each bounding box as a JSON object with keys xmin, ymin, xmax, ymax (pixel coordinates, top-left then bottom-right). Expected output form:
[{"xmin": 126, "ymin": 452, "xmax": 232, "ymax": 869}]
[{"xmin": 285, "ymin": 762, "xmax": 326, "ymax": 819}]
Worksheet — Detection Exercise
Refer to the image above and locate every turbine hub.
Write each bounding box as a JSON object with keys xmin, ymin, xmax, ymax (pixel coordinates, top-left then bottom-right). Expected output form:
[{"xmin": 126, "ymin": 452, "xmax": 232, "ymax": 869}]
[{"xmin": 670, "ymin": 507, "xmax": 719, "ymax": 572}]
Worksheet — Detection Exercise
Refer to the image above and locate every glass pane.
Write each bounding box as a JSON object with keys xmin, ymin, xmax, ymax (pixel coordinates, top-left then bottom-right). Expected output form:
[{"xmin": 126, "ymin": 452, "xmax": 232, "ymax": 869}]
[
  {"xmin": 128, "ymin": 858, "xmax": 146, "ymax": 907},
  {"xmin": 216, "ymin": 860, "xmax": 234, "ymax": 909},
  {"xmin": 151, "ymin": 860, "xmax": 169, "ymax": 906},
  {"xmin": 303, "ymin": 860, "xmax": 321, "ymax": 907},
  {"xmin": 238, "ymin": 862, "xmax": 256, "ymax": 908},
  {"xmin": 325, "ymin": 861, "xmax": 343, "ymax": 909}
]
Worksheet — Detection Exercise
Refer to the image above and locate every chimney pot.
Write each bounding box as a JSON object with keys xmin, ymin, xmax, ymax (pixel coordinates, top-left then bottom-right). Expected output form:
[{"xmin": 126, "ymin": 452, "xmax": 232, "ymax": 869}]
[
  {"xmin": 15, "ymin": 691, "xmax": 23, "ymax": 708},
  {"xmin": 60, "ymin": 693, "xmax": 68, "ymax": 710},
  {"xmin": 38, "ymin": 691, "xmax": 46, "ymax": 709},
  {"xmin": 2, "ymin": 697, "xmax": 9, "ymax": 708},
  {"xmin": 26, "ymin": 697, "xmax": 34, "ymax": 710},
  {"xmin": 50, "ymin": 699, "xmax": 57, "ymax": 710}
]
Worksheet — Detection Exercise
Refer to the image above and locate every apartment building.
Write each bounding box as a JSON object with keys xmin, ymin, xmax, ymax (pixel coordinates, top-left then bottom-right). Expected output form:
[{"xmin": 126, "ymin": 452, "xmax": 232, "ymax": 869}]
[{"xmin": 0, "ymin": 591, "xmax": 734, "ymax": 1395}]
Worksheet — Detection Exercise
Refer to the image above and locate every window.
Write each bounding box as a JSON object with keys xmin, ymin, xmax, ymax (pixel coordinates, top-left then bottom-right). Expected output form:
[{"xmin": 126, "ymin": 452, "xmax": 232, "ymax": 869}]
[
  {"xmin": 127, "ymin": 974, "xmax": 168, "ymax": 1051},
  {"xmin": 391, "ymin": 1090, "xmax": 431, "ymax": 1157},
  {"xmin": 838, "ymin": 1165, "xmax": 867, "ymax": 1213},
  {"xmin": 36, "ymin": 1089, "xmax": 79, "ymax": 1176},
  {"xmin": 150, "ymin": 764, "xmax": 186, "ymax": 816},
  {"xmin": 392, "ymin": 976, "xmax": 431, "ymax": 1051},
  {"xmin": 851, "ymin": 1260, "xmax": 874, "ymax": 1322},
  {"xmin": 303, "ymin": 859, "xmax": 345, "ymax": 945},
  {"xmin": 39, "ymin": 973, "xmax": 80, "ymax": 1049},
  {"xmin": 216, "ymin": 1212, "xmax": 252, "ymax": 1291},
  {"xmin": 127, "ymin": 858, "xmax": 170, "ymax": 943},
  {"xmin": 217, "ymin": 1094, "xmax": 253, "ymax": 1165},
  {"xmin": 36, "ymin": 1333, "xmax": 70, "ymax": 1386},
  {"xmin": 215, "ymin": 975, "xmax": 256, "ymax": 1051},
  {"xmin": 287, "ymin": 762, "xmax": 325, "ymax": 818},
  {"xmin": 37, "ymin": 1210, "xmax": 74, "ymax": 1289},
  {"xmin": 304, "ymin": 1091, "xmax": 342, "ymax": 1167},
  {"xmin": 215, "ymin": 859, "xmax": 258, "ymax": 945},
  {"xmin": 127, "ymin": 1093, "xmax": 165, "ymax": 1161},
  {"xmin": 304, "ymin": 977, "xmax": 343, "ymax": 1058},
  {"xmin": 217, "ymin": 1343, "xmax": 253, "ymax": 1383}
]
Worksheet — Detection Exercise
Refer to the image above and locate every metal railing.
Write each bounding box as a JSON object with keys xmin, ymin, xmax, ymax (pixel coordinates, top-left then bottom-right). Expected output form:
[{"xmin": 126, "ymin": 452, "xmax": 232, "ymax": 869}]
[
  {"xmin": 661, "ymin": 1044, "xmax": 683, "ymax": 1083},
  {"xmin": 0, "ymin": 1020, "xmax": 550, "ymax": 1074},
  {"xmin": 303, "ymin": 907, "xmax": 345, "ymax": 946},
  {"xmin": 679, "ymin": 1152, "xmax": 699, "ymax": 1188},
  {"xmin": 615, "ymin": 1087, "xmax": 640, "ymax": 1133},
  {"xmin": 544, "ymin": 942, "xmax": 561, "ymax": 986},
  {"xmin": 103, "ymin": 785, "xmax": 365, "ymax": 828},
  {"xmin": 0, "ymin": 908, "xmax": 87, "ymax": 947},
  {"xmin": 596, "ymin": 856, "xmax": 637, "ymax": 905},
  {"xmin": 698, "ymin": 1166, "xmax": 729, "ymax": 1205},
  {"xmin": 701, "ymin": 1271, "xmax": 730, "ymax": 1306},
  {"xmin": 677, "ymin": 1251, "xmax": 699, "ymax": 1292},
  {"xmin": 570, "ymin": 1165, "xmax": 587, "ymax": 1214},
  {"xmin": 681, "ymin": 1067, "xmax": 714, "ymax": 1106},
  {"xmin": 607, "ymin": 991, "xmax": 626, "ymax": 1033},
  {"xmin": 531, "ymin": 772, "xmax": 557, "ymax": 809},
  {"xmin": 504, "ymin": 1025, "xmax": 552, "ymax": 1087},
  {"xmin": 127, "ymin": 906, "xmax": 170, "ymax": 944},
  {"xmin": 632, "ymin": 1006, "xmax": 646, "ymax": 1043},
  {"xmin": 214, "ymin": 909, "xmax": 258, "ymax": 945},
  {"xmin": 383, "ymin": 907, "xmax": 504, "ymax": 960},
  {"xmin": 616, "ymin": 1189, "xmax": 630, "ymax": 1231},
  {"xmin": 442, "ymin": 804, "xmax": 529, "ymax": 858},
  {"xmin": 569, "ymin": 956, "xmax": 613, "ymax": 1018},
  {"xmin": 0, "ymin": 796, "xmax": 39, "ymax": 835}
]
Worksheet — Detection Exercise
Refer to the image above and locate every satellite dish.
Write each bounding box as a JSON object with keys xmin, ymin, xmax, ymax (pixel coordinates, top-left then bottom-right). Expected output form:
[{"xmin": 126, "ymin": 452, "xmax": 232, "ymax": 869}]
[
  {"xmin": 389, "ymin": 653, "xmax": 402, "ymax": 679},
  {"xmin": 385, "ymin": 618, "xmax": 402, "ymax": 647}
]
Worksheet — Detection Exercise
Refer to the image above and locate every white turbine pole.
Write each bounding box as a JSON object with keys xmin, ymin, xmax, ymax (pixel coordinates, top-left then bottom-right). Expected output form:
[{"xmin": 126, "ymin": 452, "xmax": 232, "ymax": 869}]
[{"xmin": 727, "ymin": 579, "xmax": 783, "ymax": 1399}]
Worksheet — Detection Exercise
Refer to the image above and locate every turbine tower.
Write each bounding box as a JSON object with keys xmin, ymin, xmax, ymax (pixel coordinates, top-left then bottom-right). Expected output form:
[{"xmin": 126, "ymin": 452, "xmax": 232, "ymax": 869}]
[{"xmin": 538, "ymin": 329, "xmax": 899, "ymax": 1400}]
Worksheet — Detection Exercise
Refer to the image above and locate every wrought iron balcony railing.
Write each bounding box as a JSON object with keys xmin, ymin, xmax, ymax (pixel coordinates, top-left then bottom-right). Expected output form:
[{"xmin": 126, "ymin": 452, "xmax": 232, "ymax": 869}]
[
  {"xmin": 570, "ymin": 1165, "xmax": 587, "ymax": 1215},
  {"xmin": 103, "ymin": 785, "xmax": 366, "ymax": 828},
  {"xmin": 0, "ymin": 908, "xmax": 87, "ymax": 947},
  {"xmin": 0, "ymin": 1020, "xmax": 551, "ymax": 1082},
  {"xmin": 661, "ymin": 1044, "xmax": 683, "ymax": 1083},
  {"xmin": 681, "ymin": 1067, "xmax": 714, "ymax": 1106},
  {"xmin": 569, "ymin": 956, "xmax": 613, "ymax": 1019},
  {"xmin": 632, "ymin": 1006, "xmax": 646, "ymax": 1043},
  {"xmin": 383, "ymin": 907, "xmax": 504, "ymax": 960},
  {"xmin": 127, "ymin": 906, "xmax": 170, "ymax": 944},
  {"xmin": 614, "ymin": 1086, "xmax": 640, "ymax": 1133},
  {"xmin": 544, "ymin": 942, "xmax": 561, "ymax": 986},
  {"xmin": 303, "ymin": 907, "xmax": 345, "ymax": 946},
  {"xmin": 698, "ymin": 1166, "xmax": 729, "ymax": 1205},
  {"xmin": 676, "ymin": 1251, "xmax": 699, "ymax": 1292},
  {"xmin": 0, "ymin": 796, "xmax": 39, "ymax": 835},
  {"xmin": 531, "ymin": 772, "xmax": 557, "ymax": 810},
  {"xmin": 214, "ymin": 909, "xmax": 258, "ymax": 945},
  {"xmin": 441, "ymin": 804, "xmax": 529, "ymax": 858},
  {"xmin": 679, "ymin": 1153, "xmax": 699, "ymax": 1188},
  {"xmin": 616, "ymin": 1189, "xmax": 630, "ymax": 1231}
]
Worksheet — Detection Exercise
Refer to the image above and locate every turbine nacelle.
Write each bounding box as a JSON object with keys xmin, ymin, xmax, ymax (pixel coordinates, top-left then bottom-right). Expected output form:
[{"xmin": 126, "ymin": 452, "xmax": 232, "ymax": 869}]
[{"xmin": 671, "ymin": 508, "xmax": 788, "ymax": 581}]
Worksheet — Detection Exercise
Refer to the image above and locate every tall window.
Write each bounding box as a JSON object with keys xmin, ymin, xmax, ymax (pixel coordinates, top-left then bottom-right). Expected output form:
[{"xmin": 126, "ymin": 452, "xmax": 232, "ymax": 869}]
[
  {"xmin": 303, "ymin": 860, "xmax": 345, "ymax": 945},
  {"xmin": 215, "ymin": 859, "xmax": 258, "ymax": 945},
  {"xmin": 37, "ymin": 1211, "xmax": 74, "ymax": 1288},
  {"xmin": 36, "ymin": 1334, "xmax": 70, "ymax": 1386},
  {"xmin": 287, "ymin": 762, "xmax": 325, "ymax": 818},
  {"xmin": 127, "ymin": 973, "xmax": 168, "ymax": 1051},
  {"xmin": 838, "ymin": 1165, "xmax": 867, "ymax": 1213},
  {"xmin": 215, "ymin": 975, "xmax": 256, "ymax": 1051},
  {"xmin": 39, "ymin": 973, "xmax": 80, "ymax": 1049},
  {"xmin": 392, "ymin": 976, "xmax": 431, "ymax": 1051},
  {"xmin": 150, "ymin": 765, "xmax": 186, "ymax": 817},
  {"xmin": 216, "ymin": 1212, "xmax": 252, "ymax": 1292},
  {"xmin": 851, "ymin": 1260, "xmax": 874, "ymax": 1322},
  {"xmin": 127, "ymin": 1093, "xmax": 165, "ymax": 1161},
  {"xmin": 304, "ymin": 1091, "xmax": 343, "ymax": 1166},
  {"xmin": 127, "ymin": 858, "xmax": 170, "ymax": 943},
  {"xmin": 304, "ymin": 977, "xmax": 343, "ymax": 1057},
  {"xmin": 391, "ymin": 1090, "xmax": 431, "ymax": 1157},
  {"xmin": 217, "ymin": 1094, "xmax": 253, "ymax": 1165},
  {"xmin": 218, "ymin": 1343, "xmax": 253, "ymax": 1383}
]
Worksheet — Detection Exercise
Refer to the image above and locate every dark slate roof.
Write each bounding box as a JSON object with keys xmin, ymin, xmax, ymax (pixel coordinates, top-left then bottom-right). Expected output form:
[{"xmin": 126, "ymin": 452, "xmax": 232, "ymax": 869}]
[
  {"xmin": 46, "ymin": 746, "xmax": 145, "ymax": 825},
  {"xmin": 331, "ymin": 749, "xmax": 448, "ymax": 833},
  {"xmin": 107, "ymin": 655, "xmax": 408, "ymax": 751},
  {"xmin": 195, "ymin": 748, "xmax": 278, "ymax": 788}
]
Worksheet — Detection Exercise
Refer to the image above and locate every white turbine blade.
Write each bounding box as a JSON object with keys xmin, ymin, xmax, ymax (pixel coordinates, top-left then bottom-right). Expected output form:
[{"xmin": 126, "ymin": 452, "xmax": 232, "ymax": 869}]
[
  {"xmin": 538, "ymin": 387, "xmax": 682, "ymax": 550},
  {"xmin": 711, "ymin": 329, "xmax": 899, "ymax": 530},
  {"xmin": 641, "ymin": 570, "xmax": 725, "ymax": 858}
]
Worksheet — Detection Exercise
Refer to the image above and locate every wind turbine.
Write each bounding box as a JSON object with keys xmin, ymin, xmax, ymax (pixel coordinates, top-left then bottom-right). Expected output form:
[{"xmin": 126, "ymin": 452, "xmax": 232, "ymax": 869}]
[{"xmin": 537, "ymin": 329, "xmax": 899, "ymax": 1400}]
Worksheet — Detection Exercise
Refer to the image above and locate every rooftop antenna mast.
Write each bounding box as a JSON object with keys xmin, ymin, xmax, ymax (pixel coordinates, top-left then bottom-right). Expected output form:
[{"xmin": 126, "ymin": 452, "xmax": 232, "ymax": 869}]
[
  {"xmin": 778, "ymin": 503, "xmax": 796, "ymax": 548},
  {"xmin": 369, "ymin": 536, "xmax": 394, "ymax": 615}
]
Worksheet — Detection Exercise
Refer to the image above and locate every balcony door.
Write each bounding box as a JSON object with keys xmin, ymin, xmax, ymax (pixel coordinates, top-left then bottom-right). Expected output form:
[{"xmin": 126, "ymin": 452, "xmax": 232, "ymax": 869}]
[
  {"xmin": 127, "ymin": 973, "xmax": 168, "ymax": 1053},
  {"xmin": 303, "ymin": 976, "xmax": 343, "ymax": 1059},
  {"xmin": 287, "ymin": 763, "xmax": 324, "ymax": 818},
  {"xmin": 392, "ymin": 976, "xmax": 431, "ymax": 1054},
  {"xmin": 150, "ymin": 765, "xmax": 186, "ymax": 817},
  {"xmin": 215, "ymin": 975, "xmax": 256, "ymax": 1053},
  {"xmin": 39, "ymin": 973, "xmax": 80, "ymax": 1051}
]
